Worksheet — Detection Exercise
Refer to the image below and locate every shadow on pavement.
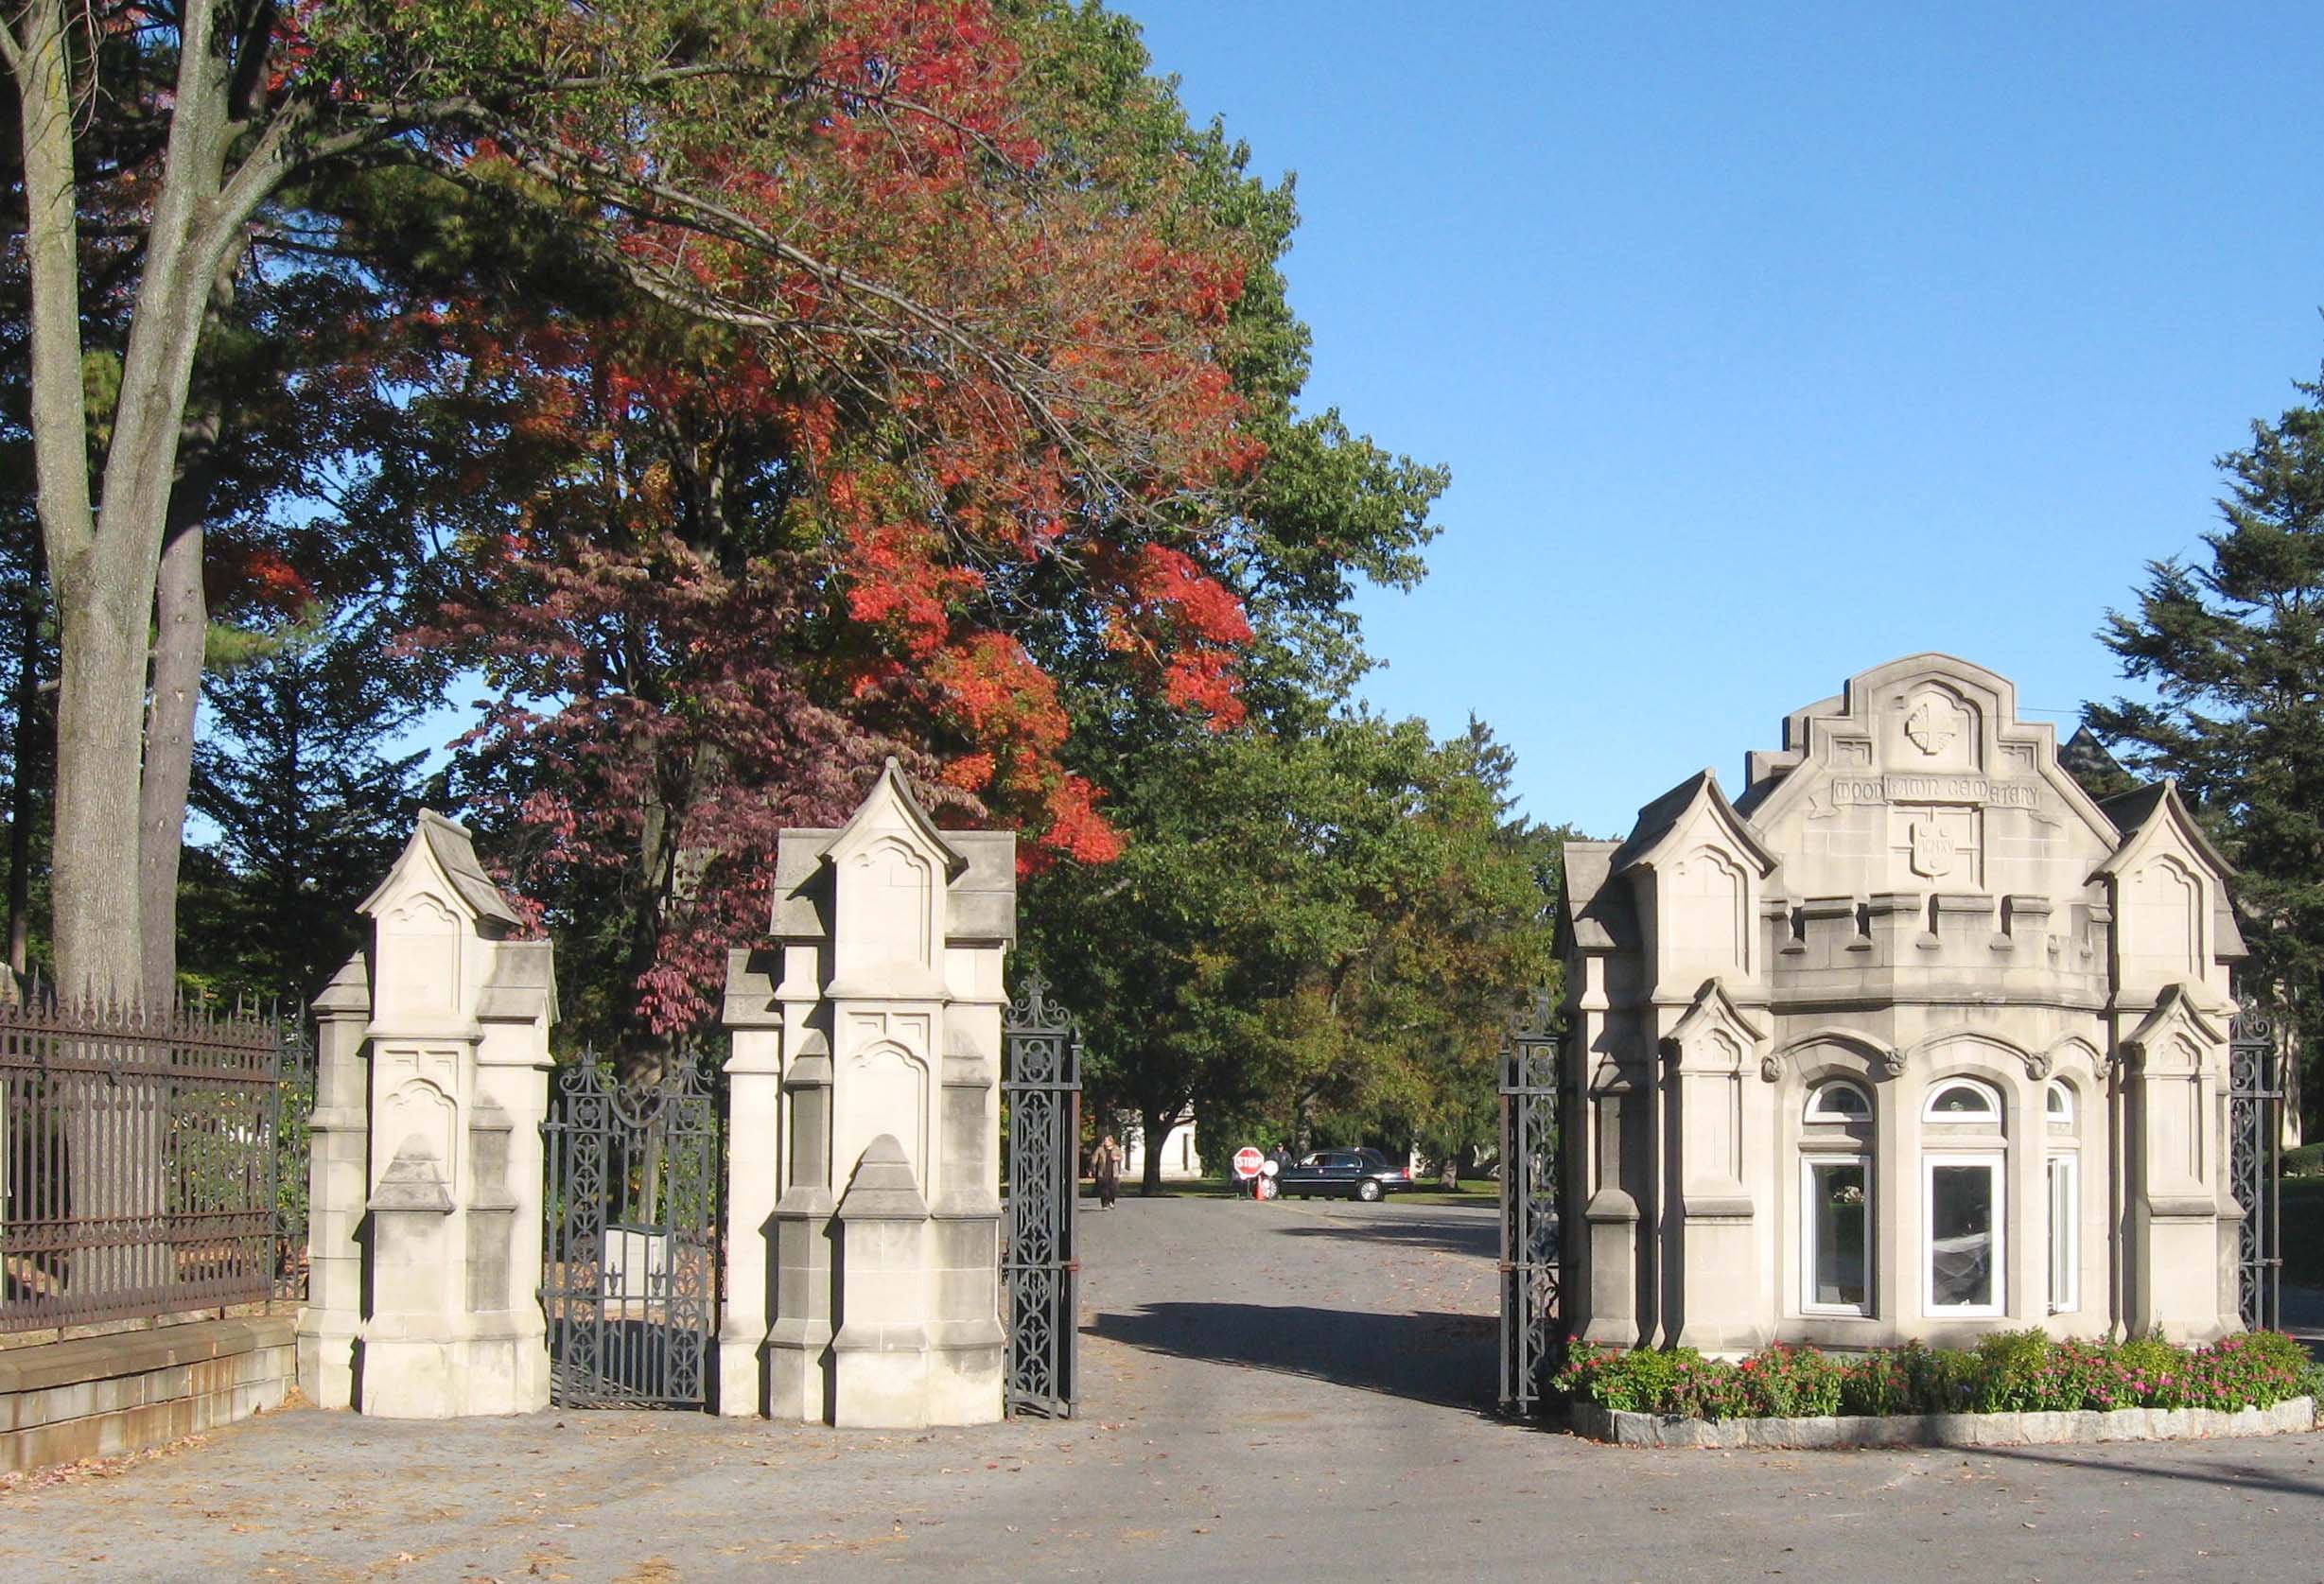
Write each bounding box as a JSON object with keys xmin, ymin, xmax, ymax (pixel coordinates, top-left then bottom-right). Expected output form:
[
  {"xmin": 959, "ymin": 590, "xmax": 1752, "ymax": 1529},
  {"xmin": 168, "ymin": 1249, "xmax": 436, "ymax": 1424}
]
[
  {"xmin": 1089, "ymin": 1301, "xmax": 1497, "ymax": 1409},
  {"xmin": 1969, "ymin": 1441, "xmax": 2324, "ymax": 1501},
  {"xmin": 1271, "ymin": 1211, "xmax": 1499, "ymax": 1261}
]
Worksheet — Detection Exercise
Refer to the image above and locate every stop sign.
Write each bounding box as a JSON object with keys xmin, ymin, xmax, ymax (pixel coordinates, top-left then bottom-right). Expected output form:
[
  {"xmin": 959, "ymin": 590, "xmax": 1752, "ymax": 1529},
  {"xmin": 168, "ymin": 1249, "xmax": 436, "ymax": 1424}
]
[{"xmin": 1232, "ymin": 1145, "xmax": 1265, "ymax": 1180}]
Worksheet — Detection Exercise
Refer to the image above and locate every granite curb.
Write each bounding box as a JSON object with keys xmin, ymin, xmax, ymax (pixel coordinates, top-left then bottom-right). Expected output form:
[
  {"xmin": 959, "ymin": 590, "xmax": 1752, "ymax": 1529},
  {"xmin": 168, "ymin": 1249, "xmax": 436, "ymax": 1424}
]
[{"xmin": 1570, "ymin": 1393, "xmax": 2316, "ymax": 1449}]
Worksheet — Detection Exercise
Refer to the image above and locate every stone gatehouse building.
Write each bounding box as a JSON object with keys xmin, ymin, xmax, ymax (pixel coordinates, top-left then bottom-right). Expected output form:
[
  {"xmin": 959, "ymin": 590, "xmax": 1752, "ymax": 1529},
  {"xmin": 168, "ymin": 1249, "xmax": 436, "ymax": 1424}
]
[{"xmin": 1557, "ymin": 653, "xmax": 2245, "ymax": 1354}]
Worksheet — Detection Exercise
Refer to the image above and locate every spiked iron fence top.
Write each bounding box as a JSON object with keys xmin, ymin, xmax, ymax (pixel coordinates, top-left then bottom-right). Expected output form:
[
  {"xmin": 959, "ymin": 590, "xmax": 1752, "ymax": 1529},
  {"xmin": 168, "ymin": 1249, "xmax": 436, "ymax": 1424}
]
[{"xmin": 0, "ymin": 990, "xmax": 289, "ymax": 1332}]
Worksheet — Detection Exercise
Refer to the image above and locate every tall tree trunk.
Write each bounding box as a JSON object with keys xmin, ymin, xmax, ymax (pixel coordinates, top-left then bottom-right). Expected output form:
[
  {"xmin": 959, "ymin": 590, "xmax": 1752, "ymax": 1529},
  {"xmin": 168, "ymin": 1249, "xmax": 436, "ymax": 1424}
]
[
  {"xmin": 1139, "ymin": 1105, "xmax": 1175, "ymax": 1197},
  {"xmin": 10, "ymin": 0, "xmax": 292, "ymax": 1001},
  {"xmin": 138, "ymin": 519, "xmax": 204, "ymax": 1010},
  {"xmin": 7, "ymin": 557, "xmax": 48, "ymax": 986},
  {"xmin": 50, "ymin": 588, "xmax": 152, "ymax": 1001}
]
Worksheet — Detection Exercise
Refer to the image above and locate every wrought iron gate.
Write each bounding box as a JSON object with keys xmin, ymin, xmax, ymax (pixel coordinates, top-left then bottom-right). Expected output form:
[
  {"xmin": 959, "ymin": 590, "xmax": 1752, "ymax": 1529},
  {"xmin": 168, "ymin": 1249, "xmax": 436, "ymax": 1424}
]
[
  {"xmin": 541, "ymin": 1061, "xmax": 724, "ymax": 1409},
  {"xmin": 1003, "ymin": 975, "xmax": 1080, "ymax": 1418},
  {"xmin": 1497, "ymin": 990, "xmax": 1563, "ymax": 1418},
  {"xmin": 2228, "ymin": 1000, "xmax": 2284, "ymax": 1331}
]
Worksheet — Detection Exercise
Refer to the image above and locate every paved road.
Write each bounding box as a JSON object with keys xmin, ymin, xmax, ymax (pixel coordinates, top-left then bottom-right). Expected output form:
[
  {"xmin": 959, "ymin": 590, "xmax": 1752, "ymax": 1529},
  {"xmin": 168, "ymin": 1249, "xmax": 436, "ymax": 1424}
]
[{"xmin": 2, "ymin": 1194, "xmax": 2319, "ymax": 1582}]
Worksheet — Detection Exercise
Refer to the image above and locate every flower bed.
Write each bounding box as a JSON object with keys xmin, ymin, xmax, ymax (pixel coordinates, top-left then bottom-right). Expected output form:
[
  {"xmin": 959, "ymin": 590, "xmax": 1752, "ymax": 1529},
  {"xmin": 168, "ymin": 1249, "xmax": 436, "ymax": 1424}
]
[{"xmin": 1556, "ymin": 1329, "xmax": 2322, "ymax": 1421}]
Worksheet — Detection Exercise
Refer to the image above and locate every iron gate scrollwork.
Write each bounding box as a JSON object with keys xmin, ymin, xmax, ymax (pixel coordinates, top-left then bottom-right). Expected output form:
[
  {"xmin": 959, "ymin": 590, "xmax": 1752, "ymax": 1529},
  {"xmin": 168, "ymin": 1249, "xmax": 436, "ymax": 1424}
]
[
  {"xmin": 1498, "ymin": 989, "xmax": 1563, "ymax": 1418},
  {"xmin": 542, "ymin": 1060, "xmax": 724, "ymax": 1409},
  {"xmin": 1004, "ymin": 975, "xmax": 1080, "ymax": 1419},
  {"xmin": 2228, "ymin": 1000, "xmax": 2284, "ymax": 1332}
]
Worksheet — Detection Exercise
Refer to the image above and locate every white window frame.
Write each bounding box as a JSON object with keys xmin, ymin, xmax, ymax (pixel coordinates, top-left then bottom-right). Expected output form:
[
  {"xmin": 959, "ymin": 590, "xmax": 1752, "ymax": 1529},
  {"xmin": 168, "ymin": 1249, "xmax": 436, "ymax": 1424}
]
[
  {"xmin": 1923, "ymin": 1077, "xmax": 2001, "ymax": 1122},
  {"xmin": 2046, "ymin": 1153, "xmax": 2079, "ymax": 1314},
  {"xmin": 1923, "ymin": 1151, "xmax": 2006, "ymax": 1317},
  {"xmin": 1800, "ymin": 1153, "xmax": 1873, "ymax": 1317},
  {"xmin": 2045, "ymin": 1081, "xmax": 2072, "ymax": 1123},
  {"xmin": 1805, "ymin": 1080, "xmax": 1872, "ymax": 1122}
]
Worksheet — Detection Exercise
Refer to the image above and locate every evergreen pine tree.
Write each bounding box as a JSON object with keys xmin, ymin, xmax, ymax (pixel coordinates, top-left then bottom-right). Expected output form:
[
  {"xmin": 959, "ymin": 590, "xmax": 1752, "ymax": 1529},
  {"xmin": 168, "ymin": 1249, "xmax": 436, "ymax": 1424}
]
[
  {"xmin": 2087, "ymin": 364, "xmax": 2324, "ymax": 1117},
  {"xmin": 183, "ymin": 629, "xmax": 433, "ymax": 1002}
]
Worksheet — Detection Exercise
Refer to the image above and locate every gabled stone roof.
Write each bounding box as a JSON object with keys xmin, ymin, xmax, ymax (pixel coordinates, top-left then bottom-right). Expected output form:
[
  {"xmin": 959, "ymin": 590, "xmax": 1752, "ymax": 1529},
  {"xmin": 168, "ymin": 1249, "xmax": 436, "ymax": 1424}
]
[
  {"xmin": 1608, "ymin": 768, "xmax": 1777, "ymax": 878},
  {"xmin": 358, "ymin": 809, "xmax": 520, "ymax": 928}
]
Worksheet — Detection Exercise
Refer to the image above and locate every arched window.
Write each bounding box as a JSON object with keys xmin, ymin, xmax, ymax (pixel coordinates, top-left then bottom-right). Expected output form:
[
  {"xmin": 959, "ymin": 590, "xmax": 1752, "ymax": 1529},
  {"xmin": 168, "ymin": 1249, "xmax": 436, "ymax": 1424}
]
[
  {"xmin": 1922, "ymin": 1076, "xmax": 2005, "ymax": 1316},
  {"xmin": 1800, "ymin": 1077, "xmax": 1873, "ymax": 1317},
  {"xmin": 2044, "ymin": 1081, "xmax": 2078, "ymax": 1314},
  {"xmin": 1805, "ymin": 1080, "xmax": 1872, "ymax": 1121},
  {"xmin": 1923, "ymin": 1077, "xmax": 2001, "ymax": 1122},
  {"xmin": 2045, "ymin": 1081, "xmax": 2072, "ymax": 1123}
]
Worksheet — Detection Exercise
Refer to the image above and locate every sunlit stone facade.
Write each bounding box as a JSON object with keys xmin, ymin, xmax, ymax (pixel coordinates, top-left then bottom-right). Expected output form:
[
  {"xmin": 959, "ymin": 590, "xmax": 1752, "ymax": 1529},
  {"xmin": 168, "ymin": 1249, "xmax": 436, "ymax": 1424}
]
[{"xmin": 1557, "ymin": 654, "xmax": 2246, "ymax": 1354}]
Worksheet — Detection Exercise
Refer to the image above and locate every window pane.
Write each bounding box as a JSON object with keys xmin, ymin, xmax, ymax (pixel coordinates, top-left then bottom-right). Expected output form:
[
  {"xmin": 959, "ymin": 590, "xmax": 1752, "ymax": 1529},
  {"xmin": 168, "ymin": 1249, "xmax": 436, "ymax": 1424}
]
[
  {"xmin": 1810, "ymin": 1084, "xmax": 1868, "ymax": 1118},
  {"xmin": 1810, "ymin": 1159, "xmax": 1868, "ymax": 1308},
  {"xmin": 1931, "ymin": 1084, "xmax": 1994, "ymax": 1116},
  {"xmin": 2048, "ymin": 1157, "xmax": 2076, "ymax": 1312},
  {"xmin": 1930, "ymin": 1163, "xmax": 1995, "ymax": 1307}
]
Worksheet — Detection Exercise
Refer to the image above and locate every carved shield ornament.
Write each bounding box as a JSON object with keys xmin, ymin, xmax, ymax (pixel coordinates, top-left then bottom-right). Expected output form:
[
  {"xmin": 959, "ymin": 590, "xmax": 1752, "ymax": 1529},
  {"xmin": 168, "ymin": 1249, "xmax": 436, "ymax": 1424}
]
[
  {"xmin": 1905, "ymin": 697, "xmax": 1956, "ymax": 756},
  {"xmin": 1909, "ymin": 818, "xmax": 1955, "ymax": 879}
]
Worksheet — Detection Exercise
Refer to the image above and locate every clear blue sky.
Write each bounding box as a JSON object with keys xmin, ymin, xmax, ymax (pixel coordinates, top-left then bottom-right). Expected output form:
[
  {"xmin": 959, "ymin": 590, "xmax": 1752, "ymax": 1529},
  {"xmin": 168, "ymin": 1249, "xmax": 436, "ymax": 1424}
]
[{"xmin": 1128, "ymin": 0, "xmax": 2324, "ymax": 837}]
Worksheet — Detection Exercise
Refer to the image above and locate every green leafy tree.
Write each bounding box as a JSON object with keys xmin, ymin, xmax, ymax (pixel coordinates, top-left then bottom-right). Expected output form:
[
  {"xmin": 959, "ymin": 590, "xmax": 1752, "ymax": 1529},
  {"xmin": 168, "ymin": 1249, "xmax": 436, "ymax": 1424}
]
[
  {"xmin": 2086, "ymin": 362, "xmax": 2324, "ymax": 1120},
  {"xmin": 1025, "ymin": 711, "xmax": 1557, "ymax": 1194}
]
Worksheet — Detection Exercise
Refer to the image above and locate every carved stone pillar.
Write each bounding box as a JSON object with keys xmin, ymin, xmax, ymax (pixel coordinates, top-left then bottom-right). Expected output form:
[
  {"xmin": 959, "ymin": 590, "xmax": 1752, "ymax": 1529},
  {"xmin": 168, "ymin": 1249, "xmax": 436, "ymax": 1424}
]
[
  {"xmin": 732, "ymin": 760, "xmax": 1010, "ymax": 1426},
  {"xmin": 297, "ymin": 955, "xmax": 372, "ymax": 1407},
  {"xmin": 337, "ymin": 812, "xmax": 556, "ymax": 1419}
]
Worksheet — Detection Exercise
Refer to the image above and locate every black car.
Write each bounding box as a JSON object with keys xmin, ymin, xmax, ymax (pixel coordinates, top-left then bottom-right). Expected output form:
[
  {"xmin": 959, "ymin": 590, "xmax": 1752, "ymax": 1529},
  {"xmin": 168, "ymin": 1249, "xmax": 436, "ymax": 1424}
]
[{"xmin": 1272, "ymin": 1147, "xmax": 1414, "ymax": 1203}]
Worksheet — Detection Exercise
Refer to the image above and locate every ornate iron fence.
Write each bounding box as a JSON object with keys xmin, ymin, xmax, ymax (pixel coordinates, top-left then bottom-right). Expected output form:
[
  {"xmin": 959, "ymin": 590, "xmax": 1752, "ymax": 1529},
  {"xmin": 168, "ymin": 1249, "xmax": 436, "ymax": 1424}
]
[
  {"xmin": 0, "ymin": 994, "xmax": 286, "ymax": 1332},
  {"xmin": 1003, "ymin": 974, "xmax": 1079, "ymax": 1419},
  {"xmin": 540, "ymin": 1059, "xmax": 725, "ymax": 1409},
  {"xmin": 272, "ymin": 1014, "xmax": 316, "ymax": 1301},
  {"xmin": 1497, "ymin": 990, "xmax": 1562, "ymax": 1418},
  {"xmin": 2228, "ymin": 1000, "xmax": 2283, "ymax": 1332}
]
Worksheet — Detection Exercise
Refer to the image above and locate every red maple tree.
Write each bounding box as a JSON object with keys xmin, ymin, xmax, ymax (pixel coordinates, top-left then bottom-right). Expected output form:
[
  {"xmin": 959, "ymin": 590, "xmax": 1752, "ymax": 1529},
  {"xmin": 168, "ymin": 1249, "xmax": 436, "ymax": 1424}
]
[{"xmin": 376, "ymin": 0, "xmax": 1267, "ymax": 1043}]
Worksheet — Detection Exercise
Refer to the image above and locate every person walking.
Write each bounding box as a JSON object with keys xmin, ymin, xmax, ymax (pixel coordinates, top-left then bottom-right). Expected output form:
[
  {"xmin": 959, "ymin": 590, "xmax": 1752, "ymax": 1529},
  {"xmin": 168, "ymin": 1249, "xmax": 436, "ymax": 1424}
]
[{"xmin": 1095, "ymin": 1133, "xmax": 1122, "ymax": 1210}]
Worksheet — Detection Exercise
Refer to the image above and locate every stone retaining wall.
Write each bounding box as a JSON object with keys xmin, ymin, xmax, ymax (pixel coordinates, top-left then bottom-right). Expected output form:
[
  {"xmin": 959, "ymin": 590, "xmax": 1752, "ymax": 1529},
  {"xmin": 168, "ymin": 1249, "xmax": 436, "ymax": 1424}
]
[
  {"xmin": 0, "ymin": 1316, "xmax": 294, "ymax": 1474},
  {"xmin": 1570, "ymin": 1394, "xmax": 2316, "ymax": 1450}
]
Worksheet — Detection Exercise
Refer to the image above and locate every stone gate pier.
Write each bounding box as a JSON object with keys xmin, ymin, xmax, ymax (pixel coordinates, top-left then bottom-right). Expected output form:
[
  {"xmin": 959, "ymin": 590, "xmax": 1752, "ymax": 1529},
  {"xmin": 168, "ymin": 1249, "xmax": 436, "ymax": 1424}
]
[
  {"xmin": 298, "ymin": 813, "xmax": 556, "ymax": 1417},
  {"xmin": 722, "ymin": 760, "xmax": 1015, "ymax": 1426}
]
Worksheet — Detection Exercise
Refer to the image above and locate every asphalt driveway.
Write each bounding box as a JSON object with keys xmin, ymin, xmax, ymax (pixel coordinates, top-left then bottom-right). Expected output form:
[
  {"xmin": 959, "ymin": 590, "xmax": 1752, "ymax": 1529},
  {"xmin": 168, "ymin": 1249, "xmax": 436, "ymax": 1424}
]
[{"xmin": 1, "ymin": 1194, "xmax": 2317, "ymax": 1582}]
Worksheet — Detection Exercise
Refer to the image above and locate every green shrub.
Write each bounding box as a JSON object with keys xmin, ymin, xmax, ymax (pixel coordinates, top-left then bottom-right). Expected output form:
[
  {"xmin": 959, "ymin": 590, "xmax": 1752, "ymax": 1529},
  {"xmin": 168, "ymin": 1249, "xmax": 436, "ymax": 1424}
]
[
  {"xmin": 1557, "ymin": 1331, "xmax": 2317, "ymax": 1422},
  {"xmin": 2297, "ymin": 1362, "xmax": 2324, "ymax": 1404},
  {"xmin": 2283, "ymin": 1141, "xmax": 2324, "ymax": 1177},
  {"xmin": 2183, "ymin": 1330, "xmax": 2311, "ymax": 1411},
  {"xmin": 1554, "ymin": 1343, "xmax": 1702, "ymax": 1414},
  {"xmin": 2115, "ymin": 1336, "xmax": 2196, "ymax": 1409},
  {"xmin": 1738, "ymin": 1342, "xmax": 1844, "ymax": 1418},
  {"xmin": 1971, "ymin": 1329, "xmax": 2054, "ymax": 1413},
  {"xmin": 1839, "ymin": 1347, "xmax": 1913, "ymax": 1416},
  {"xmin": 1666, "ymin": 1353, "xmax": 1750, "ymax": 1419},
  {"xmin": 1901, "ymin": 1346, "xmax": 1983, "ymax": 1414}
]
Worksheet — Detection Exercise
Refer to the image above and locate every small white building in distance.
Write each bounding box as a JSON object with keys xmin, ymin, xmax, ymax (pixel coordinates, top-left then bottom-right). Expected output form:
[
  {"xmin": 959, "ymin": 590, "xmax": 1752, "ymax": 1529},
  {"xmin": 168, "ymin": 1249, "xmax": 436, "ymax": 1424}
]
[
  {"xmin": 1558, "ymin": 654, "xmax": 2247, "ymax": 1356},
  {"xmin": 1120, "ymin": 1113, "xmax": 1205, "ymax": 1180}
]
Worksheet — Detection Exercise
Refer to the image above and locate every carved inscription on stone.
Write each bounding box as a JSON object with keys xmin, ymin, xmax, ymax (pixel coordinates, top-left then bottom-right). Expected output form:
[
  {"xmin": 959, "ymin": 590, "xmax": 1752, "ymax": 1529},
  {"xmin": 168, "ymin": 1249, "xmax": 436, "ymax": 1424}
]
[
  {"xmin": 1891, "ymin": 805, "xmax": 1981, "ymax": 886},
  {"xmin": 1829, "ymin": 775, "xmax": 2041, "ymax": 809},
  {"xmin": 1908, "ymin": 818, "xmax": 1956, "ymax": 879}
]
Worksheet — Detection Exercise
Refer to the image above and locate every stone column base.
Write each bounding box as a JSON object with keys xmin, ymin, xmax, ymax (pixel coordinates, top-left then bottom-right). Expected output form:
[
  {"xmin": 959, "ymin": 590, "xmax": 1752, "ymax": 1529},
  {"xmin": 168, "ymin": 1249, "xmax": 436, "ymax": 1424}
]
[
  {"xmin": 355, "ymin": 1327, "xmax": 548, "ymax": 1419},
  {"xmin": 295, "ymin": 1309, "xmax": 359, "ymax": 1409}
]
